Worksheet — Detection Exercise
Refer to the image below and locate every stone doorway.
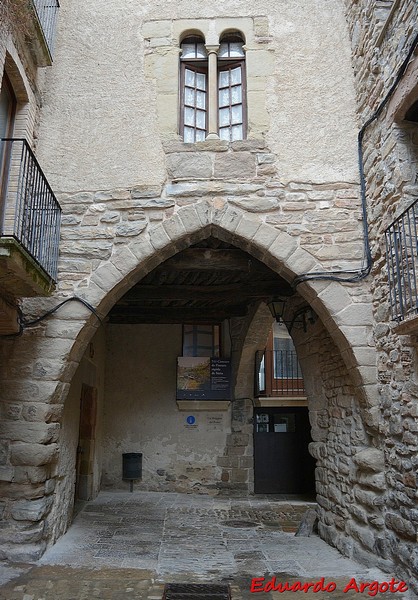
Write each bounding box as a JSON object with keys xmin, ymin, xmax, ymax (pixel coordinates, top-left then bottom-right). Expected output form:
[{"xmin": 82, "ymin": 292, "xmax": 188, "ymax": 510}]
[{"xmin": 253, "ymin": 406, "xmax": 315, "ymax": 494}]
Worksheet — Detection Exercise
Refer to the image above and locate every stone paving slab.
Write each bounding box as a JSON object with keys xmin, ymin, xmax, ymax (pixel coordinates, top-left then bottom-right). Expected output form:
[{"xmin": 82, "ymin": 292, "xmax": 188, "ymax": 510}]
[
  {"xmin": 0, "ymin": 566, "xmax": 158, "ymax": 600},
  {"xmin": 0, "ymin": 491, "xmax": 414, "ymax": 599}
]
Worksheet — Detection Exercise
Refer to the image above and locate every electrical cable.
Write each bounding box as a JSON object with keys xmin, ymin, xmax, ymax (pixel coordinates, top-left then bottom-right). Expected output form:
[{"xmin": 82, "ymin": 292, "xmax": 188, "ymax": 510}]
[
  {"xmin": 292, "ymin": 30, "xmax": 418, "ymax": 289},
  {"xmin": 0, "ymin": 296, "xmax": 102, "ymax": 338},
  {"xmin": 21, "ymin": 296, "xmax": 102, "ymax": 327}
]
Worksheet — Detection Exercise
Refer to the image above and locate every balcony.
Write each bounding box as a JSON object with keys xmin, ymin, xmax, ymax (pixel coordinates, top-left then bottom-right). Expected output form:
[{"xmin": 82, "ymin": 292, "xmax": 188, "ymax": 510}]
[
  {"xmin": 0, "ymin": 138, "xmax": 61, "ymax": 297},
  {"xmin": 255, "ymin": 349, "xmax": 307, "ymax": 406},
  {"xmin": 32, "ymin": 0, "xmax": 60, "ymax": 63},
  {"xmin": 385, "ymin": 198, "xmax": 418, "ymax": 333}
]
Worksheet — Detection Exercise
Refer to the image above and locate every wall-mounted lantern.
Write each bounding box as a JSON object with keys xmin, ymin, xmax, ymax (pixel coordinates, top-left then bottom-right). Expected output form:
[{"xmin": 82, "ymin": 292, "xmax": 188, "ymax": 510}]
[{"xmin": 268, "ymin": 298, "xmax": 317, "ymax": 332}]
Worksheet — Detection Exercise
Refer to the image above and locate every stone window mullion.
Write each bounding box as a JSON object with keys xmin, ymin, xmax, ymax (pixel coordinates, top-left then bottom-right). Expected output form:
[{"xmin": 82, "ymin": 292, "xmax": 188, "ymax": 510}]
[{"xmin": 205, "ymin": 44, "xmax": 220, "ymax": 140}]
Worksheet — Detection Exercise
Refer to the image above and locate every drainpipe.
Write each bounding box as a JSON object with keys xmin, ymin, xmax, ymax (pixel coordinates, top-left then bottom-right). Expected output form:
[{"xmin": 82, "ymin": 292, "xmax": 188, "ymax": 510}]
[{"xmin": 293, "ymin": 31, "xmax": 418, "ymax": 289}]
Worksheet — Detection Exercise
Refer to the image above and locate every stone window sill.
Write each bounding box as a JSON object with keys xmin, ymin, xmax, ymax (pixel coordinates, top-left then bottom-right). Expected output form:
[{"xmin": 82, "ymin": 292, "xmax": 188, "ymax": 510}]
[
  {"xmin": 163, "ymin": 139, "xmax": 266, "ymax": 154},
  {"xmin": 254, "ymin": 397, "xmax": 308, "ymax": 407}
]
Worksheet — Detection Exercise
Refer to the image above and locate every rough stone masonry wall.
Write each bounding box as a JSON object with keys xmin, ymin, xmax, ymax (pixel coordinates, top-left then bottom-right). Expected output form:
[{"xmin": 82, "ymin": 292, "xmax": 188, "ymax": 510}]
[
  {"xmin": 216, "ymin": 304, "xmax": 275, "ymax": 495},
  {"xmin": 344, "ymin": 0, "xmax": 418, "ymax": 590},
  {"xmin": 297, "ymin": 320, "xmax": 390, "ymax": 571}
]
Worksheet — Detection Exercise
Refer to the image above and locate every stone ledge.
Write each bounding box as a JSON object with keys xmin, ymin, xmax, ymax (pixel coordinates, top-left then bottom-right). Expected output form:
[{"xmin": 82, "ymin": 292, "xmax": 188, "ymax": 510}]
[
  {"xmin": 0, "ymin": 238, "xmax": 55, "ymax": 297},
  {"xmin": 254, "ymin": 396, "xmax": 308, "ymax": 407},
  {"xmin": 163, "ymin": 138, "xmax": 266, "ymax": 154},
  {"xmin": 176, "ymin": 400, "xmax": 230, "ymax": 411},
  {"xmin": 393, "ymin": 313, "xmax": 418, "ymax": 335}
]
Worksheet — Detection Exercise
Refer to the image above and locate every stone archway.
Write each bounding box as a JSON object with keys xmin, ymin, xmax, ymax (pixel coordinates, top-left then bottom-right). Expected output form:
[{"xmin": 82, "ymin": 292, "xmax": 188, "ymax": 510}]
[{"xmin": 0, "ymin": 200, "xmax": 378, "ymax": 561}]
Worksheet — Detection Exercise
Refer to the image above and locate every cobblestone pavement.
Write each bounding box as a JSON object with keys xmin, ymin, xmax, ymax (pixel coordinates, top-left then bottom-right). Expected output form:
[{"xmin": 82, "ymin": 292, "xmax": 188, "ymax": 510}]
[{"xmin": 0, "ymin": 491, "xmax": 413, "ymax": 599}]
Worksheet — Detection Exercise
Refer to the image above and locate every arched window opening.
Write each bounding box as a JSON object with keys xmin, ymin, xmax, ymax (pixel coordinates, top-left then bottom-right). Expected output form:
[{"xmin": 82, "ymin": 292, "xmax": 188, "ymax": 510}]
[
  {"xmin": 179, "ymin": 32, "xmax": 246, "ymax": 142},
  {"xmin": 218, "ymin": 33, "xmax": 246, "ymax": 141},
  {"xmin": 256, "ymin": 322, "xmax": 305, "ymax": 398}
]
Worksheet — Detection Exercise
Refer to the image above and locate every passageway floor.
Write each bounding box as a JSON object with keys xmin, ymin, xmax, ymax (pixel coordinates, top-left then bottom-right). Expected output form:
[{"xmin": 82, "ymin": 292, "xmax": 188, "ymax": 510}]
[{"xmin": 0, "ymin": 491, "xmax": 413, "ymax": 599}]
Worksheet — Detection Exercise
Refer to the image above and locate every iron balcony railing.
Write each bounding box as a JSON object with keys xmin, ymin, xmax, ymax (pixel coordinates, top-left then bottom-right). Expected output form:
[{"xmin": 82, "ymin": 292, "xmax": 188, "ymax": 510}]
[
  {"xmin": 0, "ymin": 139, "xmax": 61, "ymax": 281},
  {"xmin": 255, "ymin": 349, "xmax": 306, "ymax": 397},
  {"xmin": 385, "ymin": 198, "xmax": 418, "ymax": 322},
  {"xmin": 32, "ymin": 0, "xmax": 60, "ymax": 58}
]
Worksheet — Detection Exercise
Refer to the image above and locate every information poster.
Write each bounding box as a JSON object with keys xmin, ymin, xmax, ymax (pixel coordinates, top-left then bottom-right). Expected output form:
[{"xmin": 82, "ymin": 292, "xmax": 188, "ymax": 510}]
[{"xmin": 177, "ymin": 357, "xmax": 231, "ymax": 400}]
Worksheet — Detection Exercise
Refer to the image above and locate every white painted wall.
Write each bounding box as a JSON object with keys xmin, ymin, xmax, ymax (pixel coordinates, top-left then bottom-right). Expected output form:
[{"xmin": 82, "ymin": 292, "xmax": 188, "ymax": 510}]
[{"xmin": 103, "ymin": 324, "xmax": 231, "ymax": 493}]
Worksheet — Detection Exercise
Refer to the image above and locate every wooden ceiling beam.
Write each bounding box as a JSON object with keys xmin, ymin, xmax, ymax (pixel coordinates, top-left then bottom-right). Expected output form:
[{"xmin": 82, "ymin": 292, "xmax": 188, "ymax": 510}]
[
  {"xmin": 108, "ymin": 304, "xmax": 249, "ymax": 322},
  {"xmin": 157, "ymin": 248, "xmax": 256, "ymax": 271},
  {"xmin": 119, "ymin": 281, "xmax": 293, "ymax": 302},
  {"xmin": 109, "ymin": 316, "xmax": 226, "ymax": 325}
]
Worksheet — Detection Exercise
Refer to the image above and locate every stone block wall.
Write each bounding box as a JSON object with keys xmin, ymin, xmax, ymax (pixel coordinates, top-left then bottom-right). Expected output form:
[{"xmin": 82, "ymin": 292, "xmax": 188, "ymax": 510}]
[
  {"xmin": 0, "ymin": 4, "xmax": 63, "ymax": 559},
  {"xmin": 215, "ymin": 399, "xmax": 254, "ymax": 495},
  {"xmin": 344, "ymin": 0, "xmax": 418, "ymax": 590},
  {"xmin": 297, "ymin": 320, "xmax": 390, "ymax": 570}
]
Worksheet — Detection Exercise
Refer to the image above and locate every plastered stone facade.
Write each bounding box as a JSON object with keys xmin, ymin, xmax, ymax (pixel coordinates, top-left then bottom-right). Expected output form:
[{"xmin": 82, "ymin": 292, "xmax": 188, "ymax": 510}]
[{"xmin": 0, "ymin": 0, "xmax": 417, "ymax": 591}]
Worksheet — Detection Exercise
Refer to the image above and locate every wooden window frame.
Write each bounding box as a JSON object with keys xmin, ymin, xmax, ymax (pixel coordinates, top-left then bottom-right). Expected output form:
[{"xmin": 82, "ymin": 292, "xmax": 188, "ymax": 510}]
[
  {"xmin": 179, "ymin": 61, "xmax": 208, "ymax": 142},
  {"xmin": 179, "ymin": 32, "xmax": 247, "ymax": 141},
  {"xmin": 182, "ymin": 324, "xmax": 221, "ymax": 357},
  {"xmin": 217, "ymin": 58, "xmax": 247, "ymax": 141}
]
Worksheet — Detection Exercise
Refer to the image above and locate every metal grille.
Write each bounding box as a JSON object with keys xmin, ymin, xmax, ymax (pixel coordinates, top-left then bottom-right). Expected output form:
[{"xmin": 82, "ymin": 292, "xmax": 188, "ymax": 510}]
[
  {"xmin": 163, "ymin": 584, "xmax": 231, "ymax": 599},
  {"xmin": 385, "ymin": 198, "xmax": 418, "ymax": 322},
  {"xmin": 32, "ymin": 0, "xmax": 60, "ymax": 58},
  {"xmin": 256, "ymin": 349, "xmax": 305, "ymax": 397},
  {"xmin": 1, "ymin": 138, "xmax": 61, "ymax": 281}
]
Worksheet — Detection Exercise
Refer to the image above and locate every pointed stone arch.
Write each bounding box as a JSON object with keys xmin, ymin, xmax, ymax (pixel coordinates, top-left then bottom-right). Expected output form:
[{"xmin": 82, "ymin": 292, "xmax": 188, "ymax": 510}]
[
  {"xmin": 55, "ymin": 199, "xmax": 376, "ymax": 413},
  {"xmin": 4, "ymin": 199, "xmax": 376, "ymax": 423},
  {"xmin": 0, "ymin": 197, "xmax": 379, "ymax": 560}
]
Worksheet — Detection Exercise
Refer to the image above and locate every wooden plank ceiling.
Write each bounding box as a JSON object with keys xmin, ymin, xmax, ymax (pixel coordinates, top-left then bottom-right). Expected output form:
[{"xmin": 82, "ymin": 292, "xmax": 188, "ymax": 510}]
[{"xmin": 108, "ymin": 238, "xmax": 294, "ymax": 324}]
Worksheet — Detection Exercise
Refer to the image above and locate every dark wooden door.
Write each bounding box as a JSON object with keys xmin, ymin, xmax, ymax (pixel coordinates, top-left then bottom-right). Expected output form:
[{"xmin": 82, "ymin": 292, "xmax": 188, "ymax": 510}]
[
  {"xmin": 75, "ymin": 384, "xmax": 97, "ymax": 501},
  {"xmin": 254, "ymin": 407, "xmax": 315, "ymax": 494}
]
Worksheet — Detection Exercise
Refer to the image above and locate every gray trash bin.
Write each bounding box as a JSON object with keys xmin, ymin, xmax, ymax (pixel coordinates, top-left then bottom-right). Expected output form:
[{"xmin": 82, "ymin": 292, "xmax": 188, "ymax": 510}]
[{"xmin": 122, "ymin": 452, "xmax": 142, "ymax": 480}]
